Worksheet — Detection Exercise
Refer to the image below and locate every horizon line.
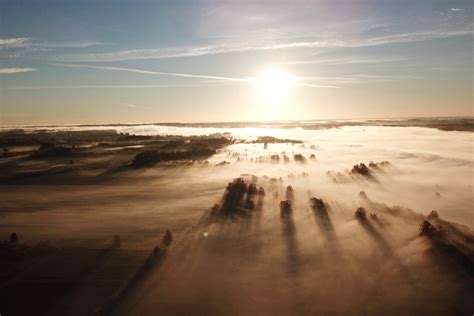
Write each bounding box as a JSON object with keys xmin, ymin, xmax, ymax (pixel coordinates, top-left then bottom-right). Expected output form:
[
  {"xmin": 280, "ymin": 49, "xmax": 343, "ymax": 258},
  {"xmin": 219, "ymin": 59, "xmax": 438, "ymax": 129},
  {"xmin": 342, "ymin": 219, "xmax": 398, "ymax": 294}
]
[{"xmin": 2, "ymin": 115, "xmax": 472, "ymax": 129}]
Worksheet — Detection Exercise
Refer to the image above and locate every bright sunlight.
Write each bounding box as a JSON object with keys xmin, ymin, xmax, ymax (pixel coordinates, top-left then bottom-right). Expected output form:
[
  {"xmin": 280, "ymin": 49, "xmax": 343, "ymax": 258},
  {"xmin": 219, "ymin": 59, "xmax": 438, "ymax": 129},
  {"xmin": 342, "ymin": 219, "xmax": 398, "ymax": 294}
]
[{"xmin": 255, "ymin": 69, "xmax": 293, "ymax": 104}]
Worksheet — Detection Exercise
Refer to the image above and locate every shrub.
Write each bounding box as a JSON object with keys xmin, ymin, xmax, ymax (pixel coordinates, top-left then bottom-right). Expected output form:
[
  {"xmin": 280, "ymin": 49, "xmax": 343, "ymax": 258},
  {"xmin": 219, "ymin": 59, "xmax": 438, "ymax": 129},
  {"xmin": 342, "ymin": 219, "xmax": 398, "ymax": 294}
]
[
  {"xmin": 294, "ymin": 154, "xmax": 306, "ymax": 163},
  {"xmin": 355, "ymin": 207, "xmax": 367, "ymax": 221},
  {"xmin": 419, "ymin": 220, "xmax": 438, "ymax": 237},
  {"xmin": 351, "ymin": 163, "xmax": 370, "ymax": 176}
]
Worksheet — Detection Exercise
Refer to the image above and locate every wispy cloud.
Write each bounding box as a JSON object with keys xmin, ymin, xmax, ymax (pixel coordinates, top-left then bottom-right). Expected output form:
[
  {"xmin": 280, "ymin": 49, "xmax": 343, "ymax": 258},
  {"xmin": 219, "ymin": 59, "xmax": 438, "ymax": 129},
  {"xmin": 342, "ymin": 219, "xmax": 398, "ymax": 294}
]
[
  {"xmin": 63, "ymin": 29, "xmax": 474, "ymax": 62},
  {"xmin": 1, "ymin": 37, "xmax": 107, "ymax": 53},
  {"xmin": 0, "ymin": 38, "xmax": 29, "ymax": 46},
  {"xmin": 450, "ymin": 8, "xmax": 464, "ymax": 12},
  {"xmin": 0, "ymin": 67, "xmax": 37, "ymax": 74},
  {"xmin": 300, "ymin": 74, "xmax": 423, "ymax": 85},
  {"xmin": 1, "ymin": 37, "xmax": 108, "ymax": 59},
  {"xmin": 5, "ymin": 84, "xmax": 213, "ymax": 90},
  {"xmin": 41, "ymin": 41, "xmax": 107, "ymax": 48},
  {"xmin": 60, "ymin": 44, "xmax": 253, "ymax": 62},
  {"xmin": 125, "ymin": 103, "xmax": 151, "ymax": 110},
  {"xmin": 359, "ymin": 30, "xmax": 473, "ymax": 46},
  {"xmin": 280, "ymin": 56, "xmax": 410, "ymax": 66}
]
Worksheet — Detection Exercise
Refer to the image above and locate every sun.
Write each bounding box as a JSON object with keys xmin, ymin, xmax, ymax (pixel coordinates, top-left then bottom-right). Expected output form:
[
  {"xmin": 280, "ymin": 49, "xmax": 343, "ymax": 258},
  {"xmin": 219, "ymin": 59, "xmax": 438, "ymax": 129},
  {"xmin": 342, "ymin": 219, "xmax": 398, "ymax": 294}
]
[{"xmin": 255, "ymin": 69, "xmax": 293, "ymax": 104}]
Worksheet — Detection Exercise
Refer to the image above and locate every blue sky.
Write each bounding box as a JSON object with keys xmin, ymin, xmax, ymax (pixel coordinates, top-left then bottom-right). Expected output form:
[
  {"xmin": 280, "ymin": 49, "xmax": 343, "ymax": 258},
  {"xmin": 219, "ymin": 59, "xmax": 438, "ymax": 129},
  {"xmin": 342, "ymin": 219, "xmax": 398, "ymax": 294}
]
[{"xmin": 1, "ymin": 0, "xmax": 472, "ymax": 124}]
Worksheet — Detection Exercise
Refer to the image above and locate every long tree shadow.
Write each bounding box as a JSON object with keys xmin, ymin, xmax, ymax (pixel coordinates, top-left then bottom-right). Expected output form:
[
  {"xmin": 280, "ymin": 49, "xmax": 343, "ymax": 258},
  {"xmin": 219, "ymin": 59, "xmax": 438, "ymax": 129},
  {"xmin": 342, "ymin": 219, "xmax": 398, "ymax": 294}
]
[
  {"xmin": 308, "ymin": 197, "xmax": 346, "ymax": 261},
  {"xmin": 355, "ymin": 207, "xmax": 417, "ymax": 287},
  {"xmin": 197, "ymin": 177, "xmax": 267, "ymax": 262},
  {"xmin": 354, "ymin": 207, "xmax": 423, "ymax": 315},
  {"xmin": 280, "ymin": 200, "xmax": 299, "ymax": 275},
  {"xmin": 309, "ymin": 197, "xmax": 336, "ymax": 240},
  {"xmin": 253, "ymin": 186, "xmax": 265, "ymax": 230},
  {"xmin": 99, "ymin": 231, "xmax": 173, "ymax": 316},
  {"xmin": 419, "ymin": 219, "xmax": 474, "ymax": 276},
  {"xmin": 355, "ymin": 208, "xmax": 391, "ymax": 254}
]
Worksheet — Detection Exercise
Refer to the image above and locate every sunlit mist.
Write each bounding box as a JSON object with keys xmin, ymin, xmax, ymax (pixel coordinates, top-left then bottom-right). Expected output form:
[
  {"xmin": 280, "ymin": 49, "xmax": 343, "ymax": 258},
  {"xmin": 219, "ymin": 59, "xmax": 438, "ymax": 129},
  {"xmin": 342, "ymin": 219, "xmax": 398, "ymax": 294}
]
[{"xmin": 1, "ymin": 1, "xmax": 473, "ymax": 315}]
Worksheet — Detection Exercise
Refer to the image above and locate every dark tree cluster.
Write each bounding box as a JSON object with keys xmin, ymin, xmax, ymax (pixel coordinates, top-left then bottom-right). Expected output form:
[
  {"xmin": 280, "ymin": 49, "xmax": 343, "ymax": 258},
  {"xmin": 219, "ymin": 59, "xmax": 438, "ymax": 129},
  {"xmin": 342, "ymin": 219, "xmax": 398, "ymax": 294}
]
[
  {"xmin": 131, "ymin": 147, "xmax": 222, "ymax": 168},
  {"xmin": 132, "ymin": 150, "xmax": 161, "ymax": 167},
  {"xmin": 212, "ymin": 178, "xmax": 266, "ymax": 218},
  {"xmin": 293, "ymin": 154, "xmax": 306, "ymax": 163},
  {"xmin": 221, "ymin": 178, "xmax": 248, "ymax": 215},
  {"xmin": 427, "ymin": 210, "xmax": 439, "ymax": 220},
  {"xmin": 327, "ymin": 160, "xmax": 391, "ymax": 183},
  {"xmin": 355, "ymin": 207, "xmax": 368, "ymax": 221},
  {"xmin": 419, "ymin": 220, "xmax": 440, "ymax": 237},
  {"xmin": 0, "ymin": 129, "xmax": 119, "ymax": 147},
  {"xmin": 351, "ymin": 163, "xmax": 371, "ymax": 176},
  {"xmin": 31, "ymin": 143, "xmax": 73, "ymax": 158},
  {"xmin": 245, "ymin": 183, "xmax": 258, "ymax": 209},
  {"xmin": 368, "ymin": 161, "xmax": 390, "ymax": 168},
  {"xmin": 154, "ymin": 137, "xmax": 229, "ymax": 164},
  {"xmin": 310, "ymin": 197, "xmax": 326, "ymax": 213},
  {"xmin": 251, "ymin": 136, "xmax": 303, "ymax": 144},
  {"xmin": 270, "ymin": 155, "xmax": 280, "ymax": 162},
  {"xmin": 280, "ymin": 200, "xmax": 292, "ymax": 219},
  {"xmin": 285, "ymin": 185, "xmax": 294, "ymax": 203},
  {"xmin": 116, "ymin": 134, "xmax": 152, "ymax": 142},
  {"xmin": 417, "ymin": 214, "xmax": 474, "ymax": 274},
  {"xmin": 188, "ymin": 136, "xmax": 232, "ymax": 148}
]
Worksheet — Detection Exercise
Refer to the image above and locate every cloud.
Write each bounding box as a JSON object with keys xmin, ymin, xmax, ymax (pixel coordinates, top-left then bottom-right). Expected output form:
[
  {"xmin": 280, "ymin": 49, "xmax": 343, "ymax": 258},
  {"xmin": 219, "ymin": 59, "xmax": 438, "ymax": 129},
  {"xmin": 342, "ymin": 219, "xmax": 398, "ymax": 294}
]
[
  {"xmin": 60, "ymin": 44, "xmax": 253, "ymax": 62},
  {"xmin": 0, "ymin": 38, "xmax": 29, "ymax": 46},
  {"xmin": 125, "ymin": 103, "xmax": 151, "ymax": 110},
  {"xmin": 0, "ymin": 67, "xmax": 37, "ymax": 74},
  {"xmin": 63, "ymin": 29, "xmax": 474, "ymax": 62},
  {"xmin": 5, "ymin": 84, "xmax": 213, "ymax": 90},
  {"xmin": 450, "ymin": 8, "xmax": 464, "ymax": 12},
  {"xmin": 1, "ymin": 38, "xmax": 107, "ymax": 60},
  {"xmin": 40, "ymin": 41, "xmax": 107, "ymax": 48},
  {"xmin": 299, "ymin": 74, "xmax": 422, "ymax": 85},
  {"xmin": 0, "ymin": 37, "xmax": 105, "ymax": 49},
  {"xmin": 360, "ymin": 30, "xmax": 472, "ymax": 46},
  {"xmin": 280, "ymin": 56, "xmax": 411, "ymax": 66}
]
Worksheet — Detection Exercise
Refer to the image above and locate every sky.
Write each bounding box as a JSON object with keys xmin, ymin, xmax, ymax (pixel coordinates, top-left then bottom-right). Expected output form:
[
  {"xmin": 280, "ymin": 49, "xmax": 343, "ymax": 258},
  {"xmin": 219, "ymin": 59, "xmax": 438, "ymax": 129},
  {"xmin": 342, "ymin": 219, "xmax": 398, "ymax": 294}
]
[{"xmin": 0, "ymin": 0, "xmax": 473, "ymax": 125}]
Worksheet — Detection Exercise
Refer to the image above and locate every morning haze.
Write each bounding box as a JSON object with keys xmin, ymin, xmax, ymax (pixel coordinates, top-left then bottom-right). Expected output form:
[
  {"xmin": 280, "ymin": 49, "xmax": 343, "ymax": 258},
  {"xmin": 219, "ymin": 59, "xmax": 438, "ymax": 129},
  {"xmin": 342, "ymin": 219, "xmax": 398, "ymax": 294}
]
[{"xmin": 0, "ymin": 1, "xmax": 473, "ymax": 316}]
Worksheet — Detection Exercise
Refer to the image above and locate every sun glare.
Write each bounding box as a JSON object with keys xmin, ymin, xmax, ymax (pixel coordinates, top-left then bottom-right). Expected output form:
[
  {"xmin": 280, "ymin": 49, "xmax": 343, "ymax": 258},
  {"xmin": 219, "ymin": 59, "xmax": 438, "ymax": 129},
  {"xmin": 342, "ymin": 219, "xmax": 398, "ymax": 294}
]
[{"xmin": 255, "ymin": 69, "xmax": 293, "ymax": 104}]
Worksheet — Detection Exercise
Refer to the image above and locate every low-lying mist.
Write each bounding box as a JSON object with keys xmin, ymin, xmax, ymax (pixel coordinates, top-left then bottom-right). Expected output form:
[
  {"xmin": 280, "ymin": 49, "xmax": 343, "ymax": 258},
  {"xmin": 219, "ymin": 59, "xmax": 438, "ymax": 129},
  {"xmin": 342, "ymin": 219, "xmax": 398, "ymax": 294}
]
[{"xmin": 0, "ymin": 125, "xmax": 472, "ymax": 315}]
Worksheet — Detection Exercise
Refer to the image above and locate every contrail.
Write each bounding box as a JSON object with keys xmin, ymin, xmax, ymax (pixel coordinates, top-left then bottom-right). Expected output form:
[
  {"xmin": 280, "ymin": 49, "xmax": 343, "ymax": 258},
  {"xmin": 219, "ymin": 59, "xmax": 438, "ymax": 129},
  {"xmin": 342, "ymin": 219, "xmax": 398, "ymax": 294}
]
[
  {"xmin": 51, "ymin": 63, "xmax": 340, "ymax": 88},
  {"xmin": 52, "ymin": 63, "xmax": 250, "ymax": 82}
]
